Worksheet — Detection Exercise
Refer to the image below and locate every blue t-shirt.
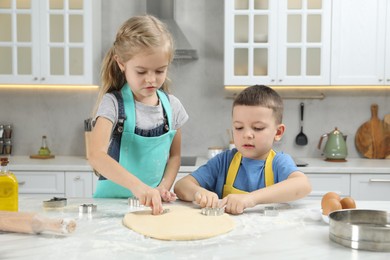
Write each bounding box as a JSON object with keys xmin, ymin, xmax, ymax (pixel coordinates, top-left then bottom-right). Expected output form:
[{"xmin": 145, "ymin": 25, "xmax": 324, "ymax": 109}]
[{"xmin": 191, "ymin": 149, "xmax": 298, "ymax": 198}]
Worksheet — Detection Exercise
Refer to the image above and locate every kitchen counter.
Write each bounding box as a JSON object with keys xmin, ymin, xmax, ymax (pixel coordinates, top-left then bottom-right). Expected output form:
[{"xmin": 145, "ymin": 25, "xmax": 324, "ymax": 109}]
[
  {"xmin": 1, "ymin": 196, "xmax": 389, "ymax": 259},
  {"xmin": 6, "ymin": 156, "xmax": 390, "ymax": 174}
]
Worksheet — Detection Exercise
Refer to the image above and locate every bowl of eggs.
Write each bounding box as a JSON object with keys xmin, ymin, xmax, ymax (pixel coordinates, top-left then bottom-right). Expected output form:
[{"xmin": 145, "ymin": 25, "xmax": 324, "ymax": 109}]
[{"xmin": 321, "ymin": 192, "xmax": 356, "ymax": 224}]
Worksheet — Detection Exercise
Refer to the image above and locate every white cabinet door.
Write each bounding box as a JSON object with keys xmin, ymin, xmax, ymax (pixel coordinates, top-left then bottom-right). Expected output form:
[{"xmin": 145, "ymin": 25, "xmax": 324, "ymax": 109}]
[
  {"xmin": 15, "ymin": 171, "xmax": 65, "ymax": 195},
  {"xmin": 351, "ymin": 174, "xmax": 390, "ymax": 201},
  {"xmin": 331, "ymin": 0, "xmax": 388, "ymax": 85},
  {"xmin": 65, "ymin": 171, "xmax": 93, "ymax": 198},
  {"xmin": 306, "ymin": 173, "xmax": 350, "ymax": 198},
  {"xmin": 0, "ymin": 0, "xmax": 101, "ymax": 85},
  {"xmin": 224, "ymin": 0, "xmax": 331, "ymax": 86}
]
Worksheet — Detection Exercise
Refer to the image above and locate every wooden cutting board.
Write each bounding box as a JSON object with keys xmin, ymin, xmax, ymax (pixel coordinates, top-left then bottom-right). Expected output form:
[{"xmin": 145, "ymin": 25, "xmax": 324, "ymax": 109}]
[
  {"xmin": 355, "ymin": 104, "xmax": 388, "ymax": 159},
  {"xmin": 384, "ymin": 114, "xmax": 390, "ymax": 159},
  {"xmin": 29, "ymin": 154, "xmax": 55, "ymax": 159}
]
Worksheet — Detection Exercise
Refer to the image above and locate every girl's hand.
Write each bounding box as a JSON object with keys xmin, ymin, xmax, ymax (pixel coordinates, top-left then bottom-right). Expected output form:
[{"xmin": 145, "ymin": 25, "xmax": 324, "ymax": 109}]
[
  {"xmin": 136, "ymin": 187, "xmax": 163, "ymax": 215},
  {"xmin": 157, "ymin": 185, "xmax": 177, "ymax": 202},
  {"xmin": 194, "ymin": 190, "xmax": 219, "ymax": 208},
  {"xmin": 219, "ymin": 194, "xmax": 255, "ymax": 215}
]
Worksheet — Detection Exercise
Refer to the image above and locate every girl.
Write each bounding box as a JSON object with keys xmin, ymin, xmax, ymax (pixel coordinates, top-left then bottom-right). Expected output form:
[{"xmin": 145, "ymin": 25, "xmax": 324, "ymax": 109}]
[{"xmin": 89, "ymin": 15, "xmax": 188, "ymax": 215}]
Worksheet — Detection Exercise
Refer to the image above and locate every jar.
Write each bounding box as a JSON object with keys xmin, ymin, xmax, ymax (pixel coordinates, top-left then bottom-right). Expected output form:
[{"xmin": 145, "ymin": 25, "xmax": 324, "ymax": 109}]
[{"xmin": 207, "ymin": 147, "xmax": 224, "ymax": 159}]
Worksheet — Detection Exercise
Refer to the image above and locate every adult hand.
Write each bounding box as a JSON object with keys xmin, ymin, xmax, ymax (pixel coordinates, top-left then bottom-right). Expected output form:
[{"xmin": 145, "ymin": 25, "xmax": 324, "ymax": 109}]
[
  {"xmin": 194, "ymin": 190, "xmax": 219, "ymax": 208},
  {"xmin": 219, "ymin": 194, "xmax": 255, "ymax": 215}
]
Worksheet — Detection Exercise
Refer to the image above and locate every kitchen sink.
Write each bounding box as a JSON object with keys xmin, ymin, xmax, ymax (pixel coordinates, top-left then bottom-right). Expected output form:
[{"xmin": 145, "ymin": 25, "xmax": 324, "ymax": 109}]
[{"xmin": 181, "ymin": 156, "xmax": 197, "ymax": 166}]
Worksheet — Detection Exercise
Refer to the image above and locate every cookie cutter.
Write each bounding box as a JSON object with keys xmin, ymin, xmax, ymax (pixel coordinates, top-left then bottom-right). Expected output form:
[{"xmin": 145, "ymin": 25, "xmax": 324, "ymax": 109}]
[
  {"xmin": 79, "ymin": 204, "xmax": 97, "ymax": 214},
  {"xmin": 128, "ymin": 196, "xmax": 141, "ymax": 208},
  {"xmin": 259, "ymin": 206, "xmax": 279, "ymax": 216},
  {"xmin": 43, "ymin": 197, "xmax": 67, "ymax": 208},
  {"xmin": 201, "ymin": 207, "xmax": 225, "ymax": 216}
]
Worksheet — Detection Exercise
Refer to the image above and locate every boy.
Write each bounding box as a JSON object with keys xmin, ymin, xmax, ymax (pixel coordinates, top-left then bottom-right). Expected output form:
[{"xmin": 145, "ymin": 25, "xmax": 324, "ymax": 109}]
[{"xmin": 174, "ymin": 85, "xmax": 311, "ymax": 215}]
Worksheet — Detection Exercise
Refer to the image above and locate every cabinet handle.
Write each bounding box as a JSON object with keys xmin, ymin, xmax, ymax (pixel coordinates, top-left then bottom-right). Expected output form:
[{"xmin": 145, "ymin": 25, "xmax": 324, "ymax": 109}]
[
  {"xmin": 378, "ymin": 79, "xmax": 383, "ymax": 82},
  {"xmin": 74, "ymin": 176, "xmax": 81, "ymax": 181},
  {"xmin": 41, "ymin": 77, "xmax": 45, "ymax": 81},
  {"xmin": 33, "ymin": 77, "xmax": 38, "ymax": 81},
  {"xmin": 18, "ymin": 181, "xmax": 26, "ymax": 186},
  {"xmin": 279, "ymin": 79, "xmax": 282, "ymax": 82},
  {"xmin": 386, "ymin": 79, "xmax": 389, "ymax": 82},
  {"xmin": 271, "ymin": 79, "xmax": 275, "ymax": 82},
  {"xmin": 369, "ymin": 179, "xmax": 390, "ymax": 183}
]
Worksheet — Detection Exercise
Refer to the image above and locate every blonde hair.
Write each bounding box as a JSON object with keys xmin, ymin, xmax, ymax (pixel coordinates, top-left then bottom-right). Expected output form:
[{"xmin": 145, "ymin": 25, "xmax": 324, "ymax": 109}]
[{"xmin": 93, "ymin": 15, "xmax": 174, "ymax": 116}]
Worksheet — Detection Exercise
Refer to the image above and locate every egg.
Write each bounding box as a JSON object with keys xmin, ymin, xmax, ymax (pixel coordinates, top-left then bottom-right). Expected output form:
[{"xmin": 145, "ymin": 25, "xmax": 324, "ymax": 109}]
[
  {"xmin": 340, "ymin": 197, "xmax": 356, "ymax": 209},
  {"xmin": 322, "ymin": 198, "xmax": 342, "ymax": 216},
  {"xmin": 321, "ymin": 192, "xmax": 341, "ymax": 209}
]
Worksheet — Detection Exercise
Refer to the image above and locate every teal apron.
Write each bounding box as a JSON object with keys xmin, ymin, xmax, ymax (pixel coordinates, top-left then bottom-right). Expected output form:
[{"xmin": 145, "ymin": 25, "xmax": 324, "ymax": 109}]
[{"xmin": 94, "ymin": 85, "xmax": 177, "ymax": 198}]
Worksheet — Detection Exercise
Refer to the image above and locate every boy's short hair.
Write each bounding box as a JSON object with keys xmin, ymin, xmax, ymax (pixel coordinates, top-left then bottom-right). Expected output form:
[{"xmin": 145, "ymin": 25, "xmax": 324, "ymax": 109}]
[{"xmin": 233, "ymin": 85, "xmax": 284, "ymax": 124}]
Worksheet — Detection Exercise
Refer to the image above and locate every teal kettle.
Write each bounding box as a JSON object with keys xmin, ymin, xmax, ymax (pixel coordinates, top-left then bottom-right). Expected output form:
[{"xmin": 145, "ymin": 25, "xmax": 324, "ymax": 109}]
[{"xmin": 318, "ymin": 127, "xmax": 348, "ymax": 161}]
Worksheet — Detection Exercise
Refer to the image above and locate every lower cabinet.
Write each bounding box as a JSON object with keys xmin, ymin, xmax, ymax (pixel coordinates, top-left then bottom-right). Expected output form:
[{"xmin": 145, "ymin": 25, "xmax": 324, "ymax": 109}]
[
  {"xmin": 305, "ymin": 173, "xmax": 351, "ymax": 199},
  {"xmin": 15, "ymin": 171, "xmax": 65, "ymax": 196},
  {"xmin": 351, "ymin": 174, "xmax": 390, "ymax": 201},
  {"xmin": 14, "ymin": 171, "xmax": 94, "ymax": 198},
  {"xmin": 65, "ymin": 172, "xmax": 94, "ymax": 198}
]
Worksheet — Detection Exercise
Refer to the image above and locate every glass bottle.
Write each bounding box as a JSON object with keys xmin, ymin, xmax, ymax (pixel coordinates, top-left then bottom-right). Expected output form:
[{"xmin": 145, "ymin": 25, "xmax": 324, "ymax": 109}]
[
  {"xmin": 38, "ymin": 135, "xmax": 51, "ymax": 156},
  {"xmin": 0, "ymin": 157, "xmax": 18, "ymax": 211}
]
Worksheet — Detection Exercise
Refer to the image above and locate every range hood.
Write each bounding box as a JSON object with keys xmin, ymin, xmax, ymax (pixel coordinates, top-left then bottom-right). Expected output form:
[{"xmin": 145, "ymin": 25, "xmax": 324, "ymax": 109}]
[{"xmin": 146, "ymin": 0, "xmax": 198, "ymax": 60}]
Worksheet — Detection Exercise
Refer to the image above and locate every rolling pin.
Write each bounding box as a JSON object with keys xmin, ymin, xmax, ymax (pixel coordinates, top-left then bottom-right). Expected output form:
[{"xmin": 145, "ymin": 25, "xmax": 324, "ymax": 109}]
[{"xmin": 0, "ymin": 211, "xmax": 76, "ymax": 234}]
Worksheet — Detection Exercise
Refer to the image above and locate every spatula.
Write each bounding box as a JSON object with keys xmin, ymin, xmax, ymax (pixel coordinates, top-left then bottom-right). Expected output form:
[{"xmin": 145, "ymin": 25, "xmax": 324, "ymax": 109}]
[{"xmin": 295, "ymin": 102, "xmax": 308, "ymax": 146}]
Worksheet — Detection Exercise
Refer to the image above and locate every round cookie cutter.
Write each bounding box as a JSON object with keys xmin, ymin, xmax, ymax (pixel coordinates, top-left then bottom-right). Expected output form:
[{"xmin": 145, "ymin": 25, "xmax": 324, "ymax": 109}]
[{"xmin": 329, "ymin": 209, "xmax": 390, "ymax": 252}]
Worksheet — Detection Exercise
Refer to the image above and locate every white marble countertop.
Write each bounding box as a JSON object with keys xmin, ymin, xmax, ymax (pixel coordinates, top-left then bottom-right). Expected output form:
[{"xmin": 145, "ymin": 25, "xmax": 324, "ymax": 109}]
[
  {"xmin": 5, "ymin": 155, "xmax": 390, "ymax": 174},
  {"xmin": 0, "ymin": 196, "xmax": 389, "ymax": 259}
]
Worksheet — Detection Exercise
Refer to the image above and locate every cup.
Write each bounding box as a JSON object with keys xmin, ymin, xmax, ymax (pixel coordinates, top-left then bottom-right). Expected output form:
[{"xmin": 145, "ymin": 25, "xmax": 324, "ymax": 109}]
[
  {"xmin": 3, "ymin": 125, "xmax": 12, "ymax": 139},
  {"xmin": 207, "ymin": 147, "xmax": 224, "ymax": 159}
]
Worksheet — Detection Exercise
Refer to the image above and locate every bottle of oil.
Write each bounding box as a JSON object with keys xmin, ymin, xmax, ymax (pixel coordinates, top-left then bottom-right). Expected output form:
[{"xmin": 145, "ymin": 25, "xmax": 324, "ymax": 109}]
[
  {"xmin": 0, "ymin": 157, "xmax": 18, "ymax": 211},
  {"xmin": 38, "ymin": 135, "xmax": 51, "ymax": 156}
]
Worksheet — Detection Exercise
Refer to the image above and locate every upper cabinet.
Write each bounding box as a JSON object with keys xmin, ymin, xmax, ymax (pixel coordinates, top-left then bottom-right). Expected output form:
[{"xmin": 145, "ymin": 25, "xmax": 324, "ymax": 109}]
[
  {"xmin": 0, "ymin": 0, "xmax": 101, "ymax": 85},
  {"xmin": 331, "ymin": 0, "xmax": 390, "ymax": 85},
  {"xmin": 224, "ymin": 0, "xmax": 331, "ymax": 86}
]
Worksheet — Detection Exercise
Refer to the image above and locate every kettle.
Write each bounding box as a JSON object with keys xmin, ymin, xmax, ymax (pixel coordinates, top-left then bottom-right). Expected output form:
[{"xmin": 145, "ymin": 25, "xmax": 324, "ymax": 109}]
[{"xmin": 318, "ymin": 127, "xmax": 348, "ymax": 161}]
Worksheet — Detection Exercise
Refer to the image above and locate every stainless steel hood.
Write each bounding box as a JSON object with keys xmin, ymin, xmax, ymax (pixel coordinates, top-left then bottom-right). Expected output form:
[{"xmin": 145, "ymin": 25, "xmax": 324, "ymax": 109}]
[{"xmin": 146, "ymin": 0, "xmax": 198, "ymax": 60}]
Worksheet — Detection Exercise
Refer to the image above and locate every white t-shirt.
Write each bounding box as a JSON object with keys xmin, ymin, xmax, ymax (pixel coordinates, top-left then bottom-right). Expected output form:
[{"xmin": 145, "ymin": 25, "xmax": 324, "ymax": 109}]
[{"xmin": 94, "ymin": 92, "xmax": 189, "ymax": 131}]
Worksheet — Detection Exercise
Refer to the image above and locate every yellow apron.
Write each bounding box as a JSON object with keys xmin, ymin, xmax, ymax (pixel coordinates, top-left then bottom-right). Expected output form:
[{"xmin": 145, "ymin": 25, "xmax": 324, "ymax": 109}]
[{"xmin": 222, "ymin": 150, "xmax": 276, "ymax": 198}]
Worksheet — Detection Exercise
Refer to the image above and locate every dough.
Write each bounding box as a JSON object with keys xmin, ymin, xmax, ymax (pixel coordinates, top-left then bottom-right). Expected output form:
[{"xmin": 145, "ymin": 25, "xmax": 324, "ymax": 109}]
[{"xmin": 123, "ymin": 205, "xmax": 235, "ymax": 241}]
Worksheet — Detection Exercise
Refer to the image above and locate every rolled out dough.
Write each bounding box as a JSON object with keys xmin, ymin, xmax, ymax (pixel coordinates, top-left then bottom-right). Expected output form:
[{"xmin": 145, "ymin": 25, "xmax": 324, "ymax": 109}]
[{"xmin": 123, "ymin": 205, "xmax": 235, "ymax": 241}]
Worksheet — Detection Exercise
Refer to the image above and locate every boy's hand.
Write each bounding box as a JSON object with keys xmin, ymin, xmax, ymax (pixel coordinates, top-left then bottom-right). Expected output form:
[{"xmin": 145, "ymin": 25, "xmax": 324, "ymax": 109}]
[
  {"xmin": 194, "ymin": 190, "xmax": 219, "ymax": 208},
  {"xmin": 219, "ymin": 194, "xmax": 255, "ymax": 215}
]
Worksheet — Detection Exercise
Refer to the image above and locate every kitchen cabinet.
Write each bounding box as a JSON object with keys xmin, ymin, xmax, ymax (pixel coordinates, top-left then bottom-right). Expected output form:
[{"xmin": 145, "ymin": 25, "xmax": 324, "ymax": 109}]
[
  {"xmin": 331, "ymin": 0, "xmax": 390, "ymax": 85},
  {"xmin": 65, "ymin": 171, "xmax": 93, "ymax": 198},
  {"xmin": 305, "ymin": 173, "xmax": 350, "ymax": 199},
  {"xmin": 351, "ymin": 174, "xmax": 390, "ymax": 201},
  {"xmin": 0, "ymin": 0, "xmax": 101, "ymax": 85},
  {"xmin": 14, "ymin": 170, "xmax": 95, "ymax": 198},
  {"xmin": 15, "ymin": 171, "xmax": 65, "ymax": 196},
  {"xmin": 224, "ymin": 0, "xmax": 331, "ymax": 86}
]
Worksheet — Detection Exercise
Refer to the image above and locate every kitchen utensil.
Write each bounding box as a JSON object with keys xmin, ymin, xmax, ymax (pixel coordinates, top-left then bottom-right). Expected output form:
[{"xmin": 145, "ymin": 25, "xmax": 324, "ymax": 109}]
[
  {"xmin": 128, "ymin": 197, "xmax": 169, "ymax": 214},
  {"xmin": 259, "ymin": 206, "xmax": 279, "ymax": 216},
  {"xmin": 318, "ymin": 127, "xmax": 348, "ymax": 161},
  {"xmin": 201, "ymin": 207, "xmax": 225, "ymax": 216},
  {"xmin": 329, "ymin": 209, "xmax": 390, "ymax": 252},
  {"xmin": 355, "ymin": 104, "xmax": 387, "ymax": 159},
  {"xmin": 384, "ymin": 114, "xmax": 390, "ymax": 159},
  {"xmin": 0, "ymin": 211, "xmax": 76, "ymax": 235},
  {"xmin": 295, "ymin": 103, "xmax": 308, "ymax": 146},
  {"xmin": 79, "ymin": 204, "xmax": 97, "ymax": 214},
  {"xmin": 43, "ymin": 197, "xmax": 67, "ymax": 208}
]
